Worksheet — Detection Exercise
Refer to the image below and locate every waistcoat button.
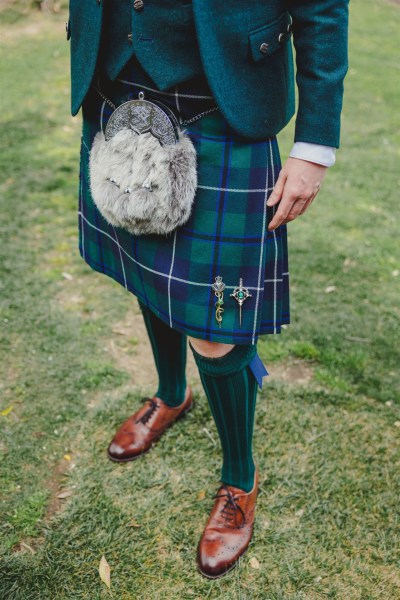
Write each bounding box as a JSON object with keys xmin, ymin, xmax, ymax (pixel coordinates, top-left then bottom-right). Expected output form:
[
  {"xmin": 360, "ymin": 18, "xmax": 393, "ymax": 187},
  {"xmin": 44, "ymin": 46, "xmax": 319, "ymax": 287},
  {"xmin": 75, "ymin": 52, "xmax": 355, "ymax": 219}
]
[
  {"xmin": 133, "ymin": 0, "xmax": 144, "ymax": 10},
  {"xmin": 259, "ymin": 42, "xmax": 269, "ymax": 54}
]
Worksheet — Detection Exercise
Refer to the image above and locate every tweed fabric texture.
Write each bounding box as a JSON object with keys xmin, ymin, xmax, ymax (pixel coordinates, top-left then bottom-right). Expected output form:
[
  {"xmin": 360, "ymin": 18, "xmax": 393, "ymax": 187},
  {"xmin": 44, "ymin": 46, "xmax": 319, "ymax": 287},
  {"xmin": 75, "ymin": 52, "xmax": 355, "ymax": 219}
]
[{"xmin": 78, "ymin": 62, "xmax": 290, "ymax": 345}]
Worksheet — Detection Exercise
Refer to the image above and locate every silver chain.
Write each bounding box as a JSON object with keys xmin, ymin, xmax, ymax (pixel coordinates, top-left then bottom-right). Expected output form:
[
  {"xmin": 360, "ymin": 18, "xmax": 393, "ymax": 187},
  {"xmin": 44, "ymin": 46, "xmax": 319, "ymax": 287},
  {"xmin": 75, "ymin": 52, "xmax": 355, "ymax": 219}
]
[
  {"xmin": 95, "ymin": 85, "xmax": 116, "ymax": 110},
  {"xmin": 94, "ymin": 84, "xmax": 219, "ymax": 126},
  {"xmin": 180, "ymin": 105, "xmax": 219, "ymax": 126}
]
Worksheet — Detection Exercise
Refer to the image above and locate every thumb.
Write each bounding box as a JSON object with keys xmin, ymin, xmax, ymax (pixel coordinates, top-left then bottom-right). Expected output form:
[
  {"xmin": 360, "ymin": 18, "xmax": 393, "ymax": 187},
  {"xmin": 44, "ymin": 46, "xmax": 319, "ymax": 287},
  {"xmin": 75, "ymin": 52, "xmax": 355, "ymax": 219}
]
[{"xmin": 266, "ymin": 169, "xmax": 287, "ymax": 206}]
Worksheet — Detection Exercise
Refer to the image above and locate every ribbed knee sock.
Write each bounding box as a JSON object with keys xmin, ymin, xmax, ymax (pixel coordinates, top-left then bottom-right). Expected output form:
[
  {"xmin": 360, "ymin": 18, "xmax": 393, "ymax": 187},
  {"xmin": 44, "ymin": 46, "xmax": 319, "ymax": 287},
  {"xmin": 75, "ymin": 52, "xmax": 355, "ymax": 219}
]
[
  {"xmin": 189, "ymin": 343, "xmax": 259, "ymax": 493},
  {"xmin": 138, "ymin": 300, "xmax": 187, "ymax": 407}
]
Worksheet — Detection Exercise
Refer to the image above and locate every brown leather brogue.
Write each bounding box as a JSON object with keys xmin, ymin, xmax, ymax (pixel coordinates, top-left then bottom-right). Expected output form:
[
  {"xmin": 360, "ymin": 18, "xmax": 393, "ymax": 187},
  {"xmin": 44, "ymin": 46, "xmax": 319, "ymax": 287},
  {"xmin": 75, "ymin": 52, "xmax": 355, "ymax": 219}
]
[
  {"xmin": 197, "ymin": 465, "xmax": 259, "ymax": 579},
  {"xmin": 107, "ymin": 386, "xmax": 193, "ymax": 462}
]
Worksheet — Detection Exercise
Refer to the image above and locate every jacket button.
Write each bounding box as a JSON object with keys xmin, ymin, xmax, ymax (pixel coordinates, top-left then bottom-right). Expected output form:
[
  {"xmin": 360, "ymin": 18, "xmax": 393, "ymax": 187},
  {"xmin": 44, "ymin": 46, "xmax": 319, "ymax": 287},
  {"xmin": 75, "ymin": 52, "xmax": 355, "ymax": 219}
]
[
  {"xmin": 259, "ymin": 42, "xmax": 269, "ymax": 54},
  {"xmin": 278, "ymin": 32, "xmax": 285, "ymax": 42},
  {"xmin": 287, "ymin": 22, "xmax": 292, "ymax": 33},
  {"xmin": 128, "ymin": 33, "xmax": 133, "ymax": 44},
  {"xmin": 133, "ymin": 0, "xmax": 144, "ymax": 10}
]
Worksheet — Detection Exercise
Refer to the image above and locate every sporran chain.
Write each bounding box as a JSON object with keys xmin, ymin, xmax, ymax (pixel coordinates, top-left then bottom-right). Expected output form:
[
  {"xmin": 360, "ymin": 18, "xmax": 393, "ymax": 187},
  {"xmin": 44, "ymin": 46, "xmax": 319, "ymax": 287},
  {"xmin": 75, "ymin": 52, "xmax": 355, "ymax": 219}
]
[{"xmin": 94, "ymin": 83, "xmax": 219, "ymax": 127}]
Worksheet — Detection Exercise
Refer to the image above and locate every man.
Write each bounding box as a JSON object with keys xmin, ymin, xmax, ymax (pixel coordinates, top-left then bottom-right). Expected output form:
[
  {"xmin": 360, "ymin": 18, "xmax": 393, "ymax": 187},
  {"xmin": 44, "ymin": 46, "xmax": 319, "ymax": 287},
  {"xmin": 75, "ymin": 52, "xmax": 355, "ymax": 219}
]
[{"xmin": 68, "ymin": 0, "xmax": 349, "ymax": 579}]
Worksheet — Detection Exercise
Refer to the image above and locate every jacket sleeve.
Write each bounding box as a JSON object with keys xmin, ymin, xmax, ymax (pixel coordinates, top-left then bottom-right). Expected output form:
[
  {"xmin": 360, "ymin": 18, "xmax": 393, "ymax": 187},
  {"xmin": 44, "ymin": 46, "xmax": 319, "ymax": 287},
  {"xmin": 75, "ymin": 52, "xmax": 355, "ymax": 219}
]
[{"xmin": 286, "ymin": 0, "xmax": 350, "ymax": 148}]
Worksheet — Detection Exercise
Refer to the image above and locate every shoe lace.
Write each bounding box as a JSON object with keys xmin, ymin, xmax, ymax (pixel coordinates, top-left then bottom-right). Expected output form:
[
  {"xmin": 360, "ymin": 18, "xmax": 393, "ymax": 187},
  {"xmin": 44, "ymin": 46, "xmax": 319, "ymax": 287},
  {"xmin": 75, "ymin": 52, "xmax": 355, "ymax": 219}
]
[
  {"xmin": 135, "ymin": 398, "xmax": 159, "ymax": 425},
  {"xmin": 212, "ymin": 487, "xmax": 246, "ymax": 527}
]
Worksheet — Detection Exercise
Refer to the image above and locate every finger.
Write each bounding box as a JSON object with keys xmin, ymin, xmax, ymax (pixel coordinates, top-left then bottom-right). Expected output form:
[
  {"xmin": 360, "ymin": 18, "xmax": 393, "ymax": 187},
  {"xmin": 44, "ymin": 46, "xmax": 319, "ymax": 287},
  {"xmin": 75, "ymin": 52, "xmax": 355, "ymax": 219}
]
[
  {"xmin": 282, "ymin": 197, "xmax": 310, "ymax": 222},
  {"xmin": 298, "ymin": 191, "xmax": 317, "ymax": 216},
  {"xmin": 266, "ymin": 169, "xmax": 287, "ymax": 207},
  {"xmin": 267, "ymin": 193, "xmax": 296, "ymax": 231}
]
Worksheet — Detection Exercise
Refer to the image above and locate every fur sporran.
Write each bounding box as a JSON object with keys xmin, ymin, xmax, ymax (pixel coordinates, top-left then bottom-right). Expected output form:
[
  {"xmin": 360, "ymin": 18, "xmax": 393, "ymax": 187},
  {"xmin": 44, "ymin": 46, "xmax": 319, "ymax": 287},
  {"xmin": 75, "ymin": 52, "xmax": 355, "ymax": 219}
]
[{"xmin": 89, "ymin": 92, "xmax": 197, "ymax": 236}]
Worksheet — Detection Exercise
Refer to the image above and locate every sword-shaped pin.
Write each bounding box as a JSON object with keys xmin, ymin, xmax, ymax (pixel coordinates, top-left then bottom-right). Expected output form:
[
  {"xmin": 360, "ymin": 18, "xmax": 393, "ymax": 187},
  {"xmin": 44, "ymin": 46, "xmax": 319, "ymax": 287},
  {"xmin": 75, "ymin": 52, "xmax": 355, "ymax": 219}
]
[{"xmin": 230, "ymin": 278, "xmax": 252, "ymax": 327}]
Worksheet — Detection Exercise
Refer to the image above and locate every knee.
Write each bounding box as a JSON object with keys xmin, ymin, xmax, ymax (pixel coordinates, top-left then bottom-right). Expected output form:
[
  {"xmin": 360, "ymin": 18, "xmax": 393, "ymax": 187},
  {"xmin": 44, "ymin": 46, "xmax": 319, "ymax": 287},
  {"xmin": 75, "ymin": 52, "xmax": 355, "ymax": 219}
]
[{"xmin": 188, "ymin": 337, "xmax": 235, "ymax": 359}]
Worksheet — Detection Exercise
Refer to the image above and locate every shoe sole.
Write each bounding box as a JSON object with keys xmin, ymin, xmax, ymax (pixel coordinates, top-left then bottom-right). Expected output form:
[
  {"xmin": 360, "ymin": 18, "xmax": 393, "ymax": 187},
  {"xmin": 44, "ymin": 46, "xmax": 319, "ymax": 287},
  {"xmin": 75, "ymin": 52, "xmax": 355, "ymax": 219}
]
[{"xmin": 107, "ymin": 398, "xmax": 194, "ymax": 463}]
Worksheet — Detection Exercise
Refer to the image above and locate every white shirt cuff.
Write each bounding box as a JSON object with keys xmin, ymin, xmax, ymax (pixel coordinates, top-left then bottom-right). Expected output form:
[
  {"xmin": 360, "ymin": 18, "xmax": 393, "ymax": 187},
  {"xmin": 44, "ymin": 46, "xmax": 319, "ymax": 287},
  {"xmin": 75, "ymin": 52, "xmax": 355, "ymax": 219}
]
[{"xmin": 289, "ymin": 142, "xmax": 337, "ymax": 167}]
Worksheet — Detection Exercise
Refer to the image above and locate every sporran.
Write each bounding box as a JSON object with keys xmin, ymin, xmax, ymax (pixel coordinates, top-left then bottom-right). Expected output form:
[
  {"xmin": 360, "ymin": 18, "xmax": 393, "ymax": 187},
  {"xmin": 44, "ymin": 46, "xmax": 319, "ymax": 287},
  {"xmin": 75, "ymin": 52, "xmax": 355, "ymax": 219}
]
[{"xmin": 89, "ymin": 85, "xmax": 217, "ymax": 236}]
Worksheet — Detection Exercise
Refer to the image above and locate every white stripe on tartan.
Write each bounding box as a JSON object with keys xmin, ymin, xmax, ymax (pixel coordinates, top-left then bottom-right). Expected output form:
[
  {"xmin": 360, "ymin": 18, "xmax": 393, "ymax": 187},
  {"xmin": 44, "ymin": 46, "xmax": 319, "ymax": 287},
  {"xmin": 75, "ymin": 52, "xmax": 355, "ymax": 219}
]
[
  {"xmin": 79, "ymin": 135, "xmax": 85, "ymax": 262},
  {"xmin": 115, "ymin": 78, "xmax": 214, "ymax": 100},
  {"xmin": 269, "ymin": 141, "xmax": 279, "ymax": 334},
  {"xmin": 198, "ymin": 184, "xmax": 274, "ymax": 193},
  {"xmin": 263, "ymin": 273, "xmax": 289, "ymax": 283},
  {"xmin": 100, "ymin": 100, "xmax": 106, "ymax": 135},
  {"xmin": 174, "ymin": 84, "xmax": 181, "ymax": 119},
  {"xmin": 251, "ymin": 140, "xmax": 270, "ymax": 344},
  {"xmin": 167, "ymin": 231, "xmax": 177, "ymax": 327},
  {"xmin": 111, "ymin": 225, "xmax": 128, "ymax": 290},
  {"xmin": 78, "ymin": 211, "xmax": 267, "ymax": 291}
]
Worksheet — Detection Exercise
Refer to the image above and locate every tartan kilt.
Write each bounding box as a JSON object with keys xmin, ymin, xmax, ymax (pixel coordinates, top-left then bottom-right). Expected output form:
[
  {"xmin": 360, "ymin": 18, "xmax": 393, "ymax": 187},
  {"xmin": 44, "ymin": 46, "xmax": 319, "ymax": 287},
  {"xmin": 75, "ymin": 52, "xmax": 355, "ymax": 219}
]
[{"xmin": 78, "ymin": 60, "xmax": 290, "ymax": 345}]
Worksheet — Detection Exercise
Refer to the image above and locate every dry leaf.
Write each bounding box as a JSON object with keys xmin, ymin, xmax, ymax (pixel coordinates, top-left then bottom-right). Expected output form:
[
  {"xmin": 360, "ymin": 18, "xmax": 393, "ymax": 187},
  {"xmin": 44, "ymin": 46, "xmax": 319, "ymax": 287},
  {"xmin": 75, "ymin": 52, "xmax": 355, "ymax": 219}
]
[
  {"xmin": 197, "ymin": 490, "xmax": 206, "ymax": 501},
  {"xmin": 63, "ymin": 454, "xmax": 71, "ymax": 461},
  {"xmin": 20, "ymin": 541, "xmax": 35, "ymax": 554},
  {"xmin": 249, "ymin": 556, "xmax": 260, "ymax": 569},
  {"xmin": 57, "ymin": 490, "xmax": 73, "ymax": 499},
  {"xmin": 127, "ymin": 520, "xmax": 141, "ymax": 528},
  {"xmin": 394, "ymin": 421, "xmax": 400, "ymax": 428},
  {"xmin": 325, "ymin": 285, "xmax": 336, "ymax": 294},
  {"xmin": 295, "ymin": 508, "xmax": 305, "ymax": 518},
  {"xmin": 112, "ymin": 328, "xmax": 128, "ymax": 336},
  {"xmin": 99, "ymin": 555, "xmax": 111, "ymax": 589},
  {"xmin": 1, "ymin": 405, "xmax": 13, "ymax": 417},
  {"xmin": 61, "ymin": 272, "xmax": 73, "ymax": 280}
]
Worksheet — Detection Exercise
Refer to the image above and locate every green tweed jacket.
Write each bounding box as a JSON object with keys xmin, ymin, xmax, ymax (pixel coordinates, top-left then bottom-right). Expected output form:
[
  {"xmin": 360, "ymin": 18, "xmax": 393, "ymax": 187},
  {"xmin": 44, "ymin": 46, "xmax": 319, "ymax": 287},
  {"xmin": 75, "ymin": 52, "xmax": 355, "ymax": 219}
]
[{"xmin": 67, "ymin": 0, "xmax": 350, "ymax": 147}]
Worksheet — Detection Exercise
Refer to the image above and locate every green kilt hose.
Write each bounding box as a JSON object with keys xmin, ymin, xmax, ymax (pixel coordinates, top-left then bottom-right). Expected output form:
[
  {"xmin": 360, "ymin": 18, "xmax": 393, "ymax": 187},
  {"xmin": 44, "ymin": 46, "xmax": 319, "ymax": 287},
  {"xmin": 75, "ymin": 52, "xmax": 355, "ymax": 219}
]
[{"xmin": 78, "ymin": 57, "xmax": 290, "ymax": 345}]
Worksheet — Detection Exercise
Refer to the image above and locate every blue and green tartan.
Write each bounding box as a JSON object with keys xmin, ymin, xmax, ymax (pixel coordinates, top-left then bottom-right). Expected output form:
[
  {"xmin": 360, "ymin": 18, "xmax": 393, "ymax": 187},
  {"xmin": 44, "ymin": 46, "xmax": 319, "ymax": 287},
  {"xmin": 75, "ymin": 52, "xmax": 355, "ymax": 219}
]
[{"xmin": 78, "ymin": 60, "xmax": 290, "ymax": 345}]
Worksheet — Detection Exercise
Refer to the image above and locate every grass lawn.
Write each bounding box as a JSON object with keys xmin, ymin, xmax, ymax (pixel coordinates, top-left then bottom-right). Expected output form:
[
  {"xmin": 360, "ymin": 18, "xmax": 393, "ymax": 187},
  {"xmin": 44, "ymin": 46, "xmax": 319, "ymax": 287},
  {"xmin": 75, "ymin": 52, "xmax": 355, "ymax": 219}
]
[{"xmin": 0, "ymin": 1, "xmax": 399, "ymax": 598}]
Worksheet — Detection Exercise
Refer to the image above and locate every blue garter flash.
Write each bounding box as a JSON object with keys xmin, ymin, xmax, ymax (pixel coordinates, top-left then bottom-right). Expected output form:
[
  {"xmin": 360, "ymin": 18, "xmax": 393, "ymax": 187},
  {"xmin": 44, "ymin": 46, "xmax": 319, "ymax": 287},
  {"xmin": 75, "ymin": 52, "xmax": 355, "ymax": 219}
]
[{"xmin": 248, "ymin": 352, "xmax": 269, "ymax": 389}]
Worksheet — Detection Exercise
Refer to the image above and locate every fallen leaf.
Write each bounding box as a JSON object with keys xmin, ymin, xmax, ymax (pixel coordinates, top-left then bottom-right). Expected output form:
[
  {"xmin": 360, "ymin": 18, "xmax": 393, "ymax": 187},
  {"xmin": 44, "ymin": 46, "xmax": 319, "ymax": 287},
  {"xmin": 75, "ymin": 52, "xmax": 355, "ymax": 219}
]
[
  {"xmin": 1, "ymin": 405, "xmax": 13, "ymax": 417},
  {"xmin": 63, "ymin": 454, "xmax": 71, "ymax": 461},
  {"xmin": 295, "ymin": 508, "xmax": 305, "ymax": 518},
  {"xmin": 325, "ymin": 285, "xmax": 336, "ymax": 294},
  {"xmin": 20, "ymin": 541, "xmax": 35, "ymax": 554},
  {"xmin": 61, "ymin": 272, "xmax": 73, "ymax": 280},
  {"xmin": 57, "ymin": 490, "xmax": 73, "ymax": 499},
  {"xmin": 249, "ymin": 557, "xmax": 260, "ymax": 570},
  {"xmin": 127, "ymin": 520, "xmax": 141, "ymax": 528},
  {"xmin": 392, "ymin": 269, "xmax": 399, "ymax": 277},
  {"xmin": 112, "ymin": 328, "xmax": 128, "ymax": 336},
  {"xmin": 394, "ymin": 421, "xmax": 400, "ymax": 428},
  {"xmin": 197, "ymin": 490, "xmax": 206, "ymax": 501},
  {"xmin": 99, "ymin": 555, "xmax": 111, "ymax": 589}
]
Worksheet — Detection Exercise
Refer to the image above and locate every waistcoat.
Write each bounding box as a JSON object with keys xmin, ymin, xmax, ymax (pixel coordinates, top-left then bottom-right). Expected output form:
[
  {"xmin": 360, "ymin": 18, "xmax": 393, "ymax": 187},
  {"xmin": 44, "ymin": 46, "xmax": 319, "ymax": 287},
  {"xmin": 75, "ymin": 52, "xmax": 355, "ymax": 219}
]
[{"xmin": 99, "ymin": 0, "xmax": 204, "ymax": 86}]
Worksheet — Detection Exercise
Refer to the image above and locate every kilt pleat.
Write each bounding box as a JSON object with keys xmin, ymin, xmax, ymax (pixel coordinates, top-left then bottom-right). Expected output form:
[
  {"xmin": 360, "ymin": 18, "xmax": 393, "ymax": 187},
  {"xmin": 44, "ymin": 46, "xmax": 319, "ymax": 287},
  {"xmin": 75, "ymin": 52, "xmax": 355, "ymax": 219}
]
[{"xmin": 78, "ymin": 59, "xmax": 290, "ymax": 345}]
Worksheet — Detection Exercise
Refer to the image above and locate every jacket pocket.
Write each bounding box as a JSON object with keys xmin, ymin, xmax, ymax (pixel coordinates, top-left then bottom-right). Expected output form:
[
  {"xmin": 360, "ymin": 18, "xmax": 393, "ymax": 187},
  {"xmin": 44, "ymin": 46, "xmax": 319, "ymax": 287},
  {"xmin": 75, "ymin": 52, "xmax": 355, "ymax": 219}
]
[{"xmin": 248, "ymin": 11, "xmax": 292, "ymax": 62}]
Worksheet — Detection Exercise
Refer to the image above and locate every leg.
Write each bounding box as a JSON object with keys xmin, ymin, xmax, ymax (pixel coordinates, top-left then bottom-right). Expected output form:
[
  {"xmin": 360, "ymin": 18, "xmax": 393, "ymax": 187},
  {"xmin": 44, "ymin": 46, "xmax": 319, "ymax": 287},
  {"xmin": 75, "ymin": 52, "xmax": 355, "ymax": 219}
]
[
  {"xmin": 139, "ymin": 299, "xmax": 187, "ymax": 407},
  {"xmin": 107, "ymin": 301, "xmax": 192, "ymax": 462},
  {"xmin": 189, "ymin": 337, "xmax": 261, "ymax": 579},
  {"xmin": 189, "ymin": 337, "xmax": 258, "ymax": 493}
]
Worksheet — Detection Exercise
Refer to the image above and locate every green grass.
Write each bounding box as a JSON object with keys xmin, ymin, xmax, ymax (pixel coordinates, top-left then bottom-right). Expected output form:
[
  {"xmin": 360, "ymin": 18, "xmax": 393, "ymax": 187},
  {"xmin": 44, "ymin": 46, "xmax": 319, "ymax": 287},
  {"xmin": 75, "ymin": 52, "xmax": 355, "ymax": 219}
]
[{"xmin": 0, "ymin": 2, "xmax": 399, "ymax": 598}]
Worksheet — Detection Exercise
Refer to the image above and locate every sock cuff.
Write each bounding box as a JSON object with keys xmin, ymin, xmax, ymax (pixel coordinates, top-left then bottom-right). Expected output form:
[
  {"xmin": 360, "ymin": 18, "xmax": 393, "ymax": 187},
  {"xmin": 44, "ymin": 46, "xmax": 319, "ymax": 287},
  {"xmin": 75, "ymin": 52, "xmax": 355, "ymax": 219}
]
[{"xmin": 189, "ymin": 342, "xmax": 257, "ymax": 377}]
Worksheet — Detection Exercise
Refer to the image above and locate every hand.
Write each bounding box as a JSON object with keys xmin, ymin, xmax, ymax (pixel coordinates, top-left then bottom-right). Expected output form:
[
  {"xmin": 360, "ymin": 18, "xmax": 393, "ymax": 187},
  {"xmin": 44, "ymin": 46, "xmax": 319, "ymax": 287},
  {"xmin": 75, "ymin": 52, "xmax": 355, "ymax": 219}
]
[{"xmin": 266, "ymin": 157, "xmax": 328, "ymax": 231}]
